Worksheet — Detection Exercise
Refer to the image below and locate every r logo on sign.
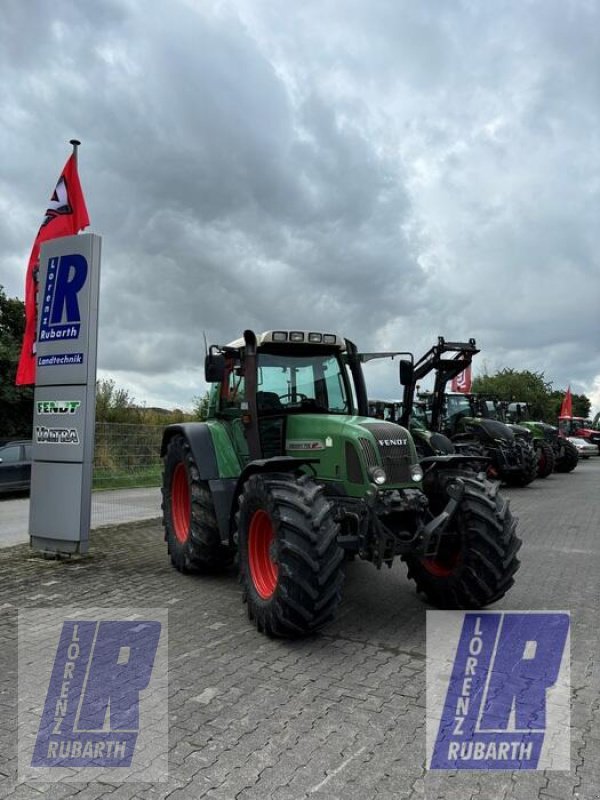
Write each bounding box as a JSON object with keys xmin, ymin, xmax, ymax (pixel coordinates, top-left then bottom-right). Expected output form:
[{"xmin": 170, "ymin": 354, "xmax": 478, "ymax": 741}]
[{"xmin": 39, "ymin": 254, "xmax": 88, "ymax": 342}]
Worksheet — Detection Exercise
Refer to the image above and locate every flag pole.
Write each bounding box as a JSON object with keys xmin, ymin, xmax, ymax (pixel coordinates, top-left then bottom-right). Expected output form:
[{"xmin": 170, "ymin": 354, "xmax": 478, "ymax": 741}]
[{"xmin": 69, "ymin": 138, "xmax": 81, "ymax": 165}]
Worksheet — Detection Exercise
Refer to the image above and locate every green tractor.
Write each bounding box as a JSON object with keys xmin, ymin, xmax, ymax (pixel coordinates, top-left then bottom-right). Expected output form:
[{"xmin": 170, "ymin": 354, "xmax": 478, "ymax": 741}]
[
  {"xmin": 474, "ymin": 399, "xmax": 555, "ymax": 479},
  {"xmin": 401, "ymin": 338, "xmax": 538, "ymax": 487},
  {"xmin": 161, "ymin": 329, "xmax": 521, "ymax": 637},
  {"xmin": 505, "ymin": 402, "xmax": 579, "ymax": 473}
]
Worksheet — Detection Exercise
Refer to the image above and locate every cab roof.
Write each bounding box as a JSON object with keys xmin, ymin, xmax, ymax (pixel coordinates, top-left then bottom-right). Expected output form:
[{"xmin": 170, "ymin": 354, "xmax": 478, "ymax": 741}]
[{"xmin": 225, "ymin": 330, "xmax": 346, "ymax": 350}]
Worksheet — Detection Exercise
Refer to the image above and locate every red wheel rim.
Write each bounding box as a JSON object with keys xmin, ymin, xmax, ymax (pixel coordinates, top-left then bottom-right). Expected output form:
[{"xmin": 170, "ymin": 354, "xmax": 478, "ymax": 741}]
[
  {"xmin": 171, "ymin": 463, "xmax": 190, "ymax": 544},
  {"xmin": 422, "ymin": 548, "xmax": 461, "ymax": 577},
  {"xmin": 248, "ymin": 510, "xmax": 278, "ymax": 599}
]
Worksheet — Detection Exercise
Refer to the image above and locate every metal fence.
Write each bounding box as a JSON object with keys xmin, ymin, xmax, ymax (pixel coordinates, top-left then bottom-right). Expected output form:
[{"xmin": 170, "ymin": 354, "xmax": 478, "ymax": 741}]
[
  {"xmin": 94, "ymin": 423, "xmax": 163, "ymax": 489},
  {"xmin": 91, "ymin": 423, "xmax": 163, "ymax": 528}
]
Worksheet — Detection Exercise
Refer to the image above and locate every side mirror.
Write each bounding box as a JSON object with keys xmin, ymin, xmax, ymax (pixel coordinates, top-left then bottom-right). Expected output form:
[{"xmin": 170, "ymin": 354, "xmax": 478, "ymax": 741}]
[
  {"xmin": 204, "ymin": 351, "xmax": 226, "ymax": 383},
  {"xmin": 399, "ymin": 359, "xmax": 413, "ymax": 386}
]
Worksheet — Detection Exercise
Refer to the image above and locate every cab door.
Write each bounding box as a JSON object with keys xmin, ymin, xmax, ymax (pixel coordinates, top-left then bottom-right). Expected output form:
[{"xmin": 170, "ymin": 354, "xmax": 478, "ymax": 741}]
[{"xmin": 217, "ymin": 358, "xmax": 250, "ymax": 467}]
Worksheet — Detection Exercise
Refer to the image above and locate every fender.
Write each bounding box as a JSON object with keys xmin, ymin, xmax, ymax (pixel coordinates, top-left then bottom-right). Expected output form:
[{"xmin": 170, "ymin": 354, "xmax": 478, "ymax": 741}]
[
  {"xmin": 162, "ymin": 423, "xmax": 234, "ymax": 543},
  {"xmin": 161, "ymin": 426, "xmax": 320, "ymax": 547},
  {"xmin": 161, "ymin": 422, "xmax": 219, "ymax": 480}
]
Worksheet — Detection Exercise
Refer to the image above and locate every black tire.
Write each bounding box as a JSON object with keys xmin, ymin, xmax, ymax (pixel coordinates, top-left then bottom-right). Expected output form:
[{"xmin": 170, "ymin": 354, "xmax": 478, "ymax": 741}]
[
  {"xmin": 502, "ymin": 440, "xmax": 538, "ymax": 487},
  {"xmin": 535, "ymin": 441, "xmax": 555, "ymax": 479},
  {"xmin": 162, "ymin": 434, "xmax": 230, "ymax": 572},
  {"xmin": 554, "ymin": 439, "xmax": 579, "ymax": 473},
  {"xmin": 236, "ymin": 472, "xmax": 344, "ymax": 637},
  {"xmin": 454, "ymin": 441, "xmax": 490, "ymax": 476},
  {"xmin": 404, "ymin": 472, "xmax": 521, "ymax": 609}
]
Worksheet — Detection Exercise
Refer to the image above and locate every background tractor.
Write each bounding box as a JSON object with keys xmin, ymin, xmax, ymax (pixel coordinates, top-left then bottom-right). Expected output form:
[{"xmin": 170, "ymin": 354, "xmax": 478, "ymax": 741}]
[
  {"xmin": 505, "ymin": 402, "xmax": 579, "ymax": 473},
  {"xmin": 558, "ymin": 416, "xmax": 600, "ymax": 455},
  {"xmin": 161, "ymin": 329, "xmax": 521, "ymax": 637},
  {"xmin": 400, "ymin": 338, "xmax": 538, "ymax": 487},
  {"xmin": 476, "ymin": 399, "xmax": 555, "ymax": 478}
]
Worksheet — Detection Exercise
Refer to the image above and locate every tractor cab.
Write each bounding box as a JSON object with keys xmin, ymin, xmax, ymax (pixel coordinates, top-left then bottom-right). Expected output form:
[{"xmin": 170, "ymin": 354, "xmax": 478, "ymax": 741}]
[
  {"xmin": 202, "ymin": 329, "xmax": 422, "ymax": 497},
  {"xmin": 209, "ymin": 331, "xmax": 354, "ymax": 463}
]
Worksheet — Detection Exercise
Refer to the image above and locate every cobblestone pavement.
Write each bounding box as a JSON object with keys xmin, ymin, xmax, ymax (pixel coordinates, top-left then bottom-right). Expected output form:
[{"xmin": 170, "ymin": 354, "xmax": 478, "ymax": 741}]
[{"xmin": 0, "ymin": 459, "xmax": 598, "ymax": 799}]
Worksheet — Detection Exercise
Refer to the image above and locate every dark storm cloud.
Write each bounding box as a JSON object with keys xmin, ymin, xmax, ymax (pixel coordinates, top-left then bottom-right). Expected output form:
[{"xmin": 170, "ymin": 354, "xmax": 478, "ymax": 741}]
[{"xmin": 0, "ymin": 0, "xmax": 598, "ymax": 409}]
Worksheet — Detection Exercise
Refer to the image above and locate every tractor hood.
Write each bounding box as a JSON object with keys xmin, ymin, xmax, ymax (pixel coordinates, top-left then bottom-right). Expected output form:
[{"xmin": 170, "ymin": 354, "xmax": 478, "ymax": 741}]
[
  {"xmin": 572, "ymin": 426, "xmax": 600, "ymax": 444},
  {"xmin": 457, "ymin": 416, "xmax": 515, "ymax": 443},
  {"xmin": 508, "ymin": 423, "xmax": 532, "ymax": 441},
  {"xmin": 516, "ymin": 420, "xmax": 545, "ymax": 438},
  {"xmin": 284, "ymin": 414, "xmax": 420, "ymax": 495}
]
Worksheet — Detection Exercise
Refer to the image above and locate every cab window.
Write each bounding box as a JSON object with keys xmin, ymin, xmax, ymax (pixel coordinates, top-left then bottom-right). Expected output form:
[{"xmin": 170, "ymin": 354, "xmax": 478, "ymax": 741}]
[{"xmin": 219, "ymin": 358, "xmax": 245, "ymax": 416}]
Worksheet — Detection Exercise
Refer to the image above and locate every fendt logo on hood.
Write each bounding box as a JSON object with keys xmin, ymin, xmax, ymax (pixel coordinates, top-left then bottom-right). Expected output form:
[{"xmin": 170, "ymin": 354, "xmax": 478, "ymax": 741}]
[{"xmin": 378, "ymin": 438, "xmax": 408, "ymax": 447}]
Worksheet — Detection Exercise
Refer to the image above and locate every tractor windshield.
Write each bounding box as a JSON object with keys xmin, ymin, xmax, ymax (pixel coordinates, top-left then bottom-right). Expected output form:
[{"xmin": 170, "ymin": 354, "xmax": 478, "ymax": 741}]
[
  {"xmin": 445, "ymin": 394, "xmax": 472, "ymax": 422},
  {"xmin": 411, "ymin": 403, "xmax": 429, "ymax": 430},
  {"xmin": 257, "ymin": 352, "xmax": 351, "ymax": 414}
]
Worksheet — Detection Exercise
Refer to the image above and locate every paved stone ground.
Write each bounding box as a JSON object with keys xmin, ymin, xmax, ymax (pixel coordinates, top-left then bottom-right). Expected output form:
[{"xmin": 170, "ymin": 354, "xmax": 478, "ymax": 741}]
[{"xmin": 0, "ymin": 459, "xmax": 598, "ymax": 800}]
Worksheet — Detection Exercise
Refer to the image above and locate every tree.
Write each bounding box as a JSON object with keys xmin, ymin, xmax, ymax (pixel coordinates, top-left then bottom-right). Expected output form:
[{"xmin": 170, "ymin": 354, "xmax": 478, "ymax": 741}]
[
  {"xmin": 548, "ymin": 390, "xmax": 591, "ymax": 420},
  {"xmin": 0, "ymin": 286, "xmax": 33, "ymax": 439},
  {"xmin": 192, "ymin": 391, "xmax": 210, "ymax": 421},
  {"xmin": 472, "ymin": 367, "xmax": 591, "ymax": 423},
  {"xmin": 472, "ymin": 368, "xmax": 554, "ymax": 420},
  {"xmin": 95, "ymin": 378, "xmax": 143, "ymax": 423}
]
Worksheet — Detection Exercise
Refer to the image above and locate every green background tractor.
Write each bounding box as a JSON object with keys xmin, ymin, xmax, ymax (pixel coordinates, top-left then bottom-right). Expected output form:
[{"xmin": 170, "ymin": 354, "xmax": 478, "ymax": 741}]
[
  {"xmin": 439, "ymin": 393, "xmax": 538, "ymax": 486},
  {"xmin": 160, "ymin": 330, "xmax": 521, "ymax": 637},
  {"xmin": 475, "ymin": 399, "xmax": 555, "ymax": 479},
  {"xmin": 507, "ymin": 402, "xmax": 579, "ymax": 473}
]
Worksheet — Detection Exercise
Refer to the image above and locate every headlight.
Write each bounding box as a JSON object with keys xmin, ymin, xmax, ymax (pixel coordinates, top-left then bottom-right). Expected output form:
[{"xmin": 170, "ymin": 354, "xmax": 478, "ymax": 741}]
[
  {"xmin": 368, "ymin": 466, "xmax": 387, "ymax": 485},
  {"xmin": 410, "ymin": 464, "xmax": 424, "ymax": 482}
]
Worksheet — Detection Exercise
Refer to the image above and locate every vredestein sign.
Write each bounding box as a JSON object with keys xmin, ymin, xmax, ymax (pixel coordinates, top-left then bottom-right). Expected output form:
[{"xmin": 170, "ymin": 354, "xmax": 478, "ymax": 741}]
[{"xmin": 29, "ymin": 233, "xmax": 101, "ymax": 555}]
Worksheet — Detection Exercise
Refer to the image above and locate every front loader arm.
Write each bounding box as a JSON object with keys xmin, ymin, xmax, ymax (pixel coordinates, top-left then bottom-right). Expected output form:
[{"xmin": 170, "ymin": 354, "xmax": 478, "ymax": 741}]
[{"xmin": 401, "ymin": 337, "xmax": 479, "ymax": 430}]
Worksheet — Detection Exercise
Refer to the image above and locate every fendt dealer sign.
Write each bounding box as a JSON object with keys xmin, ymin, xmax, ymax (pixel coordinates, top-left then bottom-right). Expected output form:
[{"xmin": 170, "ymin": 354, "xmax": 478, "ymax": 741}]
[{"xmin": 30, "ymin": 233, "xmax": 101, "ymax": 555}]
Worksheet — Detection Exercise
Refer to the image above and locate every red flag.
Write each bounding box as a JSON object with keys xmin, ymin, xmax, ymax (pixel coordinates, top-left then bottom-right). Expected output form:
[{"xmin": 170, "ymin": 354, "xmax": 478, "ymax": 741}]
[
  {"xmin": 16, "ymin": 151, "xmax": 90, "ymax": 385},
  {"xmin": 451, "ymin": 365, "xmax": 472, "ymax": 393},
  {"xmin": 559, "ymin": 386, "xmax": 572, "ymax": 418}
]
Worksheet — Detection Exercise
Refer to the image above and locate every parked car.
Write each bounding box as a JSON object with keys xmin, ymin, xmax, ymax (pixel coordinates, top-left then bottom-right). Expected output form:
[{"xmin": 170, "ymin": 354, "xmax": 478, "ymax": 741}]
[
  {"xmin": 0, "ymin": 440, "xmax": 32, "ymax": 494},
  {"xmin": 567, "ymin": 436, "xmax": 597, "ymax": 460}
]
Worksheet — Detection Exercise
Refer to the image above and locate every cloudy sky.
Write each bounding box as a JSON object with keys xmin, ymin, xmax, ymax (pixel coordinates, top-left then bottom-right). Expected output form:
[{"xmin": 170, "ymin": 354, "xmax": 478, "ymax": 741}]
[{"xmin": 1, "ymin": 0, "xmax": 599, "ymax": 412}]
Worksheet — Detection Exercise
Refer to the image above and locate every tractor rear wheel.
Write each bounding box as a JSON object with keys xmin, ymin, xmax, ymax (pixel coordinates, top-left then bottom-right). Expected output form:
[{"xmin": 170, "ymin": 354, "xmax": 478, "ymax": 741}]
[
  {"xmin": 404, "ymin": 472, "xmax": 521, "ymax": 609},
  {"xmin": 554, "ymin": 438, "xmax": 579, "ymax": 472},
  {"xmin": 162, "ymin": 434, "xmax": 230, "ymax": 572},
  {"xmin": 237, "ymin": 472, "xmax": 344, "ymax": 637},
  {"xmin": 535, "ymin": 441, "xmax": 555, "ymax": 478}
]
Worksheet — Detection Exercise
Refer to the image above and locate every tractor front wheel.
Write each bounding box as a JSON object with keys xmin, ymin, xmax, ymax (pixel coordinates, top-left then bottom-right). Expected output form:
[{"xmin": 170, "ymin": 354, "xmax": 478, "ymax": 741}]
[
  {"xmin": 503, "ymin": 441, "xmax": 538, "ymax": 487},
  {"xmin": 237, "ymin": 472, "xmax": 344, "ymax": 637},
  {"xmin": 162, "ymin": 434, "xmax": 230, "ymax": 572},
  {"xmin": 554, "ymin": 439, "xmax": 579, "ymax": 473},
  {"xmin": 535, "ymin": 441, "xmax": 555, "ymax": 479},
  {"xmin": 404, "ymin": 472, "xmax": 521, "ymax": 609}
]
